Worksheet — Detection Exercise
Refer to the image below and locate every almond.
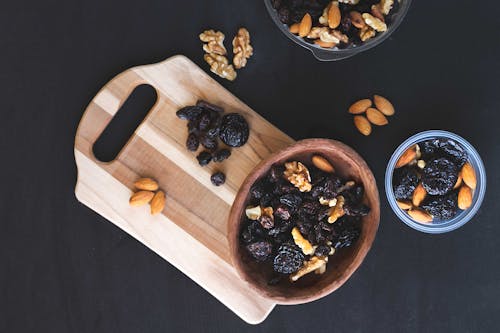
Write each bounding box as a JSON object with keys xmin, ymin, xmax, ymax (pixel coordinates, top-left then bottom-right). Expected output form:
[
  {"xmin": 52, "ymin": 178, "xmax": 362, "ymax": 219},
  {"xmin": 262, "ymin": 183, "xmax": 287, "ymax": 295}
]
[
  {"xmin": 353, "ymin": 115, "xmax": 372, "ymax": 136},
  {"xmin": 150, "ymin": 190, "xmax": 166, "ymax": 215},
  {"xmin": 134, "ymin": 178, "xmax": 159, "ymax": 191},
  {"xmin": 395, "ymin": 145, "xmax": 417, "ymax": 168},
  {"xmin": 348, "ymin": 99, "xmax": 372, "ymax": 114},
  {"xmin": 412, "ymin": 183, "xmax": 427, "ymax": 207},
  {"xmin": 453, "ymin": 174, "xmax": 463, "ymax": 189},
  {"xmin": 327, "ymin": 2, "xmax": 341, "ymax": 29},
  {"xmin": 299, "ymin": 13, "xmax": 313, "ymax": 37},
  {"xmin": 314, "ymin": 39, "xmax": 336, "ymax": 48},
  {"xmin": 396, "ymin": 200, "xmax": 412, "ymax": 210},
  {"xmin": 129, "ymin": 191, "xmax": 155, "ymax": 207},
  {"xmin": 458, "ymin": 185, "xmax": 473, "ymax": 210},
  {"xmin": 366, "ymin": 107, "xmax": 389, "ymax": 126},
  {"xmin": 312, "ymin": 155, "xmax": 335, "ymax": 173},
  {"xmin": 460, "ymin": 162, "xmax": 477, "ymax": 189},
  {"xmin": 373, "ymin": 95, "xmax": 395, "ymax": 116},
  {"xmin": 289, "ymin": 23, "xmax": 300, "ymax": 34},
  {"xmin": 349, "ymin": 11, "xmax": 365, "ymax": 29},
  {"xmin": 408, "ymin": 208, "xmax": 433, "ymax": 224}
]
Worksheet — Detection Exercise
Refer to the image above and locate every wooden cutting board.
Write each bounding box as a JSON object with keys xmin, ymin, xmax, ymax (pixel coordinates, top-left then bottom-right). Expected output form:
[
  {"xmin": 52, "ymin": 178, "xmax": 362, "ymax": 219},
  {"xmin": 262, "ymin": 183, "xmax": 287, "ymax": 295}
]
[{"xmin": 74, "ymin": 55, "xmax": 294, "ymax": 324}]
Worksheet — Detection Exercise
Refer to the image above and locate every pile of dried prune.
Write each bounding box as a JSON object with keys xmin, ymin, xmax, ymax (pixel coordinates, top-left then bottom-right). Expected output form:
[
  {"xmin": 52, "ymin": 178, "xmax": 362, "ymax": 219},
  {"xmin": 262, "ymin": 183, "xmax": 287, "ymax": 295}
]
[
  {"xmin": 392, "ymin": 138, "xmax": 477, "ymax": 224},
  {"xmin": 240, "ymin": 155, "xmax": 370, "ymax": 284},
  {"xmin": 176, "ymin": 100, "xmax": 250, "ymax": 186}
]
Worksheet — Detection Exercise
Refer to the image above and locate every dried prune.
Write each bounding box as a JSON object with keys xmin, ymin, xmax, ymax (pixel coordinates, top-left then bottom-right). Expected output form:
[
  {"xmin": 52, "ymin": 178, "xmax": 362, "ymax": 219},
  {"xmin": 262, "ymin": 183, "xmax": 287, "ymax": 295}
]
[
  {"xmin": 393, "ymin": 167, "xmax": 419, "ymax": 200},
  {"xmin": 219, "ymin": 113, "xmax": 249, "ymax": 147},
  {"xmin": 210, "ymin": 171, "xmax": 225, "ymax": 186},
  {"xmin": 241, "ymin": 220, "xmax": 264, "ymax": 243},
  {"xmin": 212, "ymin": 149, "xmax": 231, "ymax": 162},
  {"xmin": 200, "ymin": 134, "xmax": 218, "ymax": 150},
  {"xmin": 279, "ymin": 194, "xmax": 302, "ymax": 209},
  {"xmin": 196, "ymin": 151, "xmax": 212, "ymax": 166},
  {"xmin": 246, "ymin": 241, "xmax": 273, "ymax": 261},
  {"xmin": 422, "ymin": 192, "xmax": 459, "ymax": 220},
  {"xmin": 186, "ymin": 133, "xmax": 199, "ymax": 151},
  {"xmin": 422, "ymin": 158, "xmax": 458, "ymax": 196},
  {"xmin": 196, "ymin": 100, "xmax": 224, "ymax": 113},
  {"xmin": 176, "ymin": 106, "xmax": 203, "ymax": 121},
  {"xmin": 198, "ymin": 112, "xmax": 212, "ymax": 131},
  {"xmin": 421, "ymin": 139, "xmax": 467, "ymax": 168},
  {"xmin": 273, "ymin": 244, "xmax": 304, "ymax": 274}
]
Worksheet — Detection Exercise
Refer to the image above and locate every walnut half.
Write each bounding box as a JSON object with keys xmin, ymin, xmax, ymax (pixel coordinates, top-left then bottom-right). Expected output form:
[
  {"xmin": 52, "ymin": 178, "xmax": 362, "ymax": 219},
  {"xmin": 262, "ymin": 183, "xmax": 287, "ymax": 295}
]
[
  {"xmin": 284, "ymin": 161, "xmax": 312, "ymax": 192},
  {"xmin": 204, "ymin": 54, "xmax": 237, "ymax": 81},
  {"xmin": 232, "ymin": 28, "xmax": 253, "ymax": 69}
]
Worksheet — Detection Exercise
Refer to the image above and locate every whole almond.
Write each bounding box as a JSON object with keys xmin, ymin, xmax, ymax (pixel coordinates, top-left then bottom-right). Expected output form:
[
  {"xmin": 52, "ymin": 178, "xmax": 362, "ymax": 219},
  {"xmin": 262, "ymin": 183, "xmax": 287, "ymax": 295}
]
[
  {"xmin": 349, "ymin": 11, "xmax": 365, "ymax": 29},
  {"xmin": 312, "ymin": 155, "xmax": 335, "ymax": 173},
  {"xmin": 412, "ymin": 183, "xmax": 427, "ymax": 207},
  {"xmin": 408, "ymin": 208, "xmax": 433, "ymax": 224},
  {"xmin": 373, "ymin": 95, "xmax": 395, "ymax": 116},
  {"xmin": 328, "ymin": 3, "xmax": 341, "ymax": 29},
  {"xmin": 314, "ymin": 40, "xmax": 336, "ymax": 48},
  {"xmin": 349, "ymin": 99, "xmax": 372, "ymax": 114},
  {"xmin": 134, "ymin": 178, "xmax": 159, "ymax": 191},
  {"xmin": 453, "ymin": 174, "xmax": 463, "ymax": 189},
  {"xmin": 299, "ymin": 13, "xmax": 313, "ymax": 37},
  {"xmin": 396, "ymin": 200, "xmax": 412, "ymax": 210},
  {"xmin": 460, "ymin": 162, "xmax": 477, "ymax": 189},
  {"xmin": 129, "ymin": 191, "xmax": 155, "ymax": 207},
  {"xmin": 366, "ymin": 108, "xmax": 389, "ymax": 126},
  {"xmin": 353, "ymin": 115, "xmax": 372, "ymax": 136},
  {"xmin": 458, "ymin": 185, "xmax": 473, "ymax": 210},
  {"xmin": 395, "ymin": 145, "xmax": 417, "ymax": 168},
  {"xmin": 289, "ymin": 23, "xmax": 300, "ymax": 34},
  {"xmin": 150, "ymin": 190, "xmax": 166, "ymax": 215}
]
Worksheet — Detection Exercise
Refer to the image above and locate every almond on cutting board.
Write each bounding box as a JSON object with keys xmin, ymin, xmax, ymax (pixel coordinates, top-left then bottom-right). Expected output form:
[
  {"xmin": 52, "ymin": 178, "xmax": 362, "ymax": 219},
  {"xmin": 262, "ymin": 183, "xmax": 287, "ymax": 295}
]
[
  {"xmin": 395, "ymin": 145, "xmax": 417, "ymax": 168},
  {"xmin": 150, "ymin": 190, "xmax": 166, "ymax": 215},
  {"xmin": 460, "ymin": 162, "xmax": 477, "ymax": 189},
  {"xmin": 129, "ymin": 191, "xmax": 155, "ymax": 207},
  {"xmin": 312, "ymin": 155, "xmax": 335, "ymax": 173},
  {"xmin": 373, "ymin": 95, "xmax": 395, "ymax": 116},
  {"xmin": 349, "ymin": 99, "xmax": 372, "ymax": 114},
  {"xmin": 458, "ymin": 185, "xmax": 473, "ymax": 210},
  {"xmin": 353, "ymin": 115, "xmax": 372, "ymax": 136},
  {"xmin": 408, "ymin": 208, "xmax": 433, "ymax": 224},
  {"xmin": 366, "ymin": 107, "xmax": 389, "ymax": 126},
  {"xmin": 134, "ymin": 178, "xmax": 159, "ymax": 191}
]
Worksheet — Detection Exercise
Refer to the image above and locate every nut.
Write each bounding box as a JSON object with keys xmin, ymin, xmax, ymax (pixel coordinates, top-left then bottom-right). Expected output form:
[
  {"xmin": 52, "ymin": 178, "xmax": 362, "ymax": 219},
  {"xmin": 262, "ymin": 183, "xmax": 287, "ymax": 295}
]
[
  {"xmin": 319, "ymin": 4, "xmax": 331, "ymax": 26},
  {"xmin": 290, "ymin": 256, "xmax": 328, "ymax": 282},
  {"xmin": 396, "ymin": 200, "xmax": 413, "ymax": 210},
  {"xmin": 396, "ymin": 145, "xmax": 417, "ymax": 168},
  {"xmin": 458, "ymin": 185, "xmax": 473, "ymax": 210},
  {"xmin": 371, "ymin": 4, "xmax": 385, "ymax": 21},
  {"xmin": 328, "ymin": 2, "xmax": 341, "ymax": 29},
  {"xmin": 204, "ymin": 53, "xmax": 237, "ymax": 81},
  {"xmin": 366, "ymin": 107, "xmax": 389, "ymax": 126},
  {"xmin": 307, "ymin": 27, "xmax": 329, "ymax": 39},
  {"xmin": 359, "ymin": 25, "xmax": 376, "ymax": 41},
  {"xmin": 319, "ymin": 30, "xmax": 340, "ymax": 43},
  {"xmin": 349, "ymin": 11, "xmax": 366, "ymax": 29},
  {"xmin": 353, "ymin": 115, "xmax": 372, "ymax": 136},
  {"xmin": 417, "ymin": 160, "xmax": 426, "ymax": 169},
  {"xmin": 312, "ymin": 155, "xmax": 335, "ymax": 173},
  {"xmin": 319, "ymin": 196, "xmax": 337, "ymax": 207},
  {"xmin": 289, "ymin": 23, "xmax": 300, "ymax": 34},
  {"xmin": 331, "ymin": 30, "xmax": 349, "ymax": 43},
  {"xmin": 408, "ymin": 208, "xmax": 433, "ymax": 224},
  {"xmin": 129, "ymin": 191, "xmax": 155, "ymax": 207},
  {"xmin": 315, "ymin": 262, "xmax": 327, "ymax": 275},
  {"xmin": 373, "ymin": 95, "xmax": 395, "ymax": 116},
  {"xmin": 328, "ymin": 195, "xmax": 345, "ymax": 223},
  {"xmin": 245, "ymin": 205, "xmax": 262, "ymax": 220},
  {"xmin": 199, "ymin": 29, "xmax": 225, "ymax": 43},
  {"xmin": 460, "ymin": 162, "xmax": 477, "ymax": 189},
  {"xmin": 299, "ymin": 13, "xmax": 313, "ymax": 37},
  {"xmin": 314, "ymin": 40, "xmax": 336, "ymax": 48},
  {"xmin": 134, "ymin": 178, "xmax": 159, "ymax": 191},
  {"xmin": 453, "ymin": 174, "xmax": 463, "ymax": 189},
  {"xmin": 203, "ymin": 41, "xmax": 227, "ymax": 56},
  {"xmin": 291, "ymin": 227, "xmax": 315, "ymax": 255},
  {"xmin": 339, "ymin": 0, "xmax": 360, "ymax": 4},
  {"xmin": 150, "ymin": 190, "xmax": 166, "ymax": 215},
  {"xmin": 379, "ymin": 0, "xmax": 394, "ymax": 15},
  {"xmin": 284, "ymin": 161, "xmax": 312, "ymax": 192},
  {"xmin": 232, "ymin": 28, "xmax": 253, "ymax": 69},
  {"xmin": 349, "ymin": 99, "xmax": 372, "ymax": 114},
  {"xmin": 260, "ymin": 207, "xmax": 275, "ymax": 229},
  {"xmin": 412, "ymin": 183, "xmax": 427, "ymax": 207},
  {"xmin": 362, "ymin": 13, "xmax": 387, "ymax": 32}
]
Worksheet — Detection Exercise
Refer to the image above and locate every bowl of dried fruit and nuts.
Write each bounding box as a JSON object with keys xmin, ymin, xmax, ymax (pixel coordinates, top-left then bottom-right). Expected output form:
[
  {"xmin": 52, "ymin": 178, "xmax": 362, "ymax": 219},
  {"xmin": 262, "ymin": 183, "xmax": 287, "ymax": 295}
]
[
  {"xmin": 386, "ymin": 130, "xmax": 486, "ymax": 234},
  {"xmin": 265, "ymin": 0, "xmax": 411, "ymax": 61},
  {"xmin": 228, "ymin": 139, "xmax": 380, "ymax": 304}
]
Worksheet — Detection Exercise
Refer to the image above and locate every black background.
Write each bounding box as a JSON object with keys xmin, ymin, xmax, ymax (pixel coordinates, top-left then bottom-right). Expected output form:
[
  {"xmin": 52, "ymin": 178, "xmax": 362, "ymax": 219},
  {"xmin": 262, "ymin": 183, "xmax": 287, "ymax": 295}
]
[{"xmin": 1, "ymin": 1, "xmax": 499, "ymax": 332}]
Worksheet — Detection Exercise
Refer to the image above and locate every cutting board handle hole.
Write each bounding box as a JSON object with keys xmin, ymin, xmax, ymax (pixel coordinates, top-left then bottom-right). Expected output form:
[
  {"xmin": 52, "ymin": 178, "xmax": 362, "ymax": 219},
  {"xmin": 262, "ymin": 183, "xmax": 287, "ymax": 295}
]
[{"xmin": 93, "ymin": 84, "xmax": 158, "ymax": 162}]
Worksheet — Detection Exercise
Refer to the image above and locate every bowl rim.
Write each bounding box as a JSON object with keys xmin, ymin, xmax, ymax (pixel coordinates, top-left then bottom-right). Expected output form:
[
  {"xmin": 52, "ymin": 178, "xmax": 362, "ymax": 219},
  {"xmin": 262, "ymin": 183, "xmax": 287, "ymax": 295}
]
[{"xmin": 227, "ymin": 138, "xmax": 380, "ymax": 304}]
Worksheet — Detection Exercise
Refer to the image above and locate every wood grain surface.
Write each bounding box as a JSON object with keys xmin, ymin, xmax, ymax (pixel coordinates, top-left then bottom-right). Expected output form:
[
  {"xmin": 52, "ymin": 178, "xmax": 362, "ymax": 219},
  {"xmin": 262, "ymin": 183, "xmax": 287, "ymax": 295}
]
[{"xmin": 74, "ymin": 55, "xmax": 294, "ymax": 324}]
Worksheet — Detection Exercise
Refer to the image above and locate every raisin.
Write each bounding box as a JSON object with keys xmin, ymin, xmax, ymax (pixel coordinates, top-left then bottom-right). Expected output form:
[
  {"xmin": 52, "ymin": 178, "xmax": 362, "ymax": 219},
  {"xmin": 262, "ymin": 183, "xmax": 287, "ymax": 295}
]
[
  {"xmin": 274, "ymin": 205, "xmax": 291, "ymax": 220},
  {"xmin": 219, "ymin": 113, "xmax": 249, "ymax": 147},
  {"xmin": 422, "ymin": 158, "xmax": 458, "ymax": 196},
  {"xmin": 344, "ymin": 204, "xmax": 370, "ymax": 217},
  {"xmin": 250, "ymin": 180, "xmax": 267, "ymax": 201},
  {"xmin": 296, "ymin": 220, "xmax": 312, "ymax": 236},
  {"xmin": 393, "ymin": 167, "xmax": 419, "ymax": 200},
  {"xmin": 317, "ymin": 206, "xmax": 331, "ymax": 221},
  {"xmin": 422, "ymin": 192, "xmax": 459, "ymax": 220},
  {"xmin": 196, "ymin": 151, "xmax": 212, "ymax": 166},
  {"xmin": 186, "ymin": 133, "xmax": 199, "ymax": 151},
  {"xmin": 259, "ymin": 215, "xmax": 274, "ymax": 229},
  {"xmin": 210, "ymin": 171, "xmax": 225, "ymax": 186},
  {"xmin": 260, "ymin": 193, "xmax": 274, "ymax": 207},
  {"xmin": 268, "ymin": 164, "xmax": 285, "ymax": 183},
  {"xmin": 315, "ymin": 244, "xmax": 331, "ymax": 257},
  {"xmin": 246, "ymin": 241, "xmax": 273, "ymax": 261},
  {"xmin": 176, "ymin": 106, "xmax": 203, "ymax": 121},
  {"xmin": 241, "ymin": 220, "xmax": 264, "ymax": 244},
  {"xmin": 212, "ymin": 149, "xmax": 231, "ymax": 162},
  {"xmin": 273, "ymin": 243, "xmax": 305, "ymax": 274},
  {"xmin": 299, "ymin": 201, "xmax": 320, "ymax": 216},
  {"xmin": 196, "ymin": 100, "xmax": 224, "ymax": 113},
  {"xmin": 279, "ymin": 193, "xmax": 302, "ymax": 209},
  {"xmin": 331, "ymin": 218, "xmax": 361, "ymax": 249}
]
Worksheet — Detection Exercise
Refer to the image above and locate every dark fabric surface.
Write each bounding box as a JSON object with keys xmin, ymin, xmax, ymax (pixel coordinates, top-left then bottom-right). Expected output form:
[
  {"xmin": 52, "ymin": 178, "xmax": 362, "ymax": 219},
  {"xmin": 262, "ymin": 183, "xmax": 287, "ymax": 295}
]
[{"xmin": 1, "ymin": 1, "xmax": 499, "ymax": 332}]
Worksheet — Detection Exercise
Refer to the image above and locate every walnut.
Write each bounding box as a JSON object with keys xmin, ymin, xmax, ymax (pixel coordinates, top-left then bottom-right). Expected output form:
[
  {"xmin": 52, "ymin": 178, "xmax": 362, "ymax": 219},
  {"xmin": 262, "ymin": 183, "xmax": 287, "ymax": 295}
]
[
  {"xmin": 319, "ymin": 30, "xmax": 340, "ymax": 44},
  {"xmin": 284, "ymin": 161, "xmax": 312, "ymax": 192},
  {"xmin": 199, "ymin": 29, "xmax": 225, "ymax": 43},
  {"xmin": 328, "ymin": 195, "xmax": 345, "ymax": 223},
  {"xmin": 232, "ymin": 28, "xmax": 253, "ymax": 69},
  {"xmin": 290, "ymin": 256, "xmax": 328, "ymax": 282},
  {"xmin": 204, "ymin": 54, "xmax": 237, "ymax": 81},
  {"xmin": 337, "ymin": 180, "xmax": 355, "ymax": 193},
  {"xmin": 319, "ymin": 196, "xmax": 337, "ymax": 207},
  {"xmin": 362, "ymin": 13, "xmax": 387, "ymax": 32},
  {"xmin": 331, "ymin": 30, "xmax": 349, "ymax": 44},
  {"xmin": 318, "ymin": 4, "xmax": 330, "ymax": 26},
  {"xmin": 339, "ymin": 0, "xmax": 360, "ymax": 4},
  {"xmin": 307, "ymin": 27, "xmax": 329, "ymax": 39},
  {"xmin": 291, "ymin": 227, "xmax": 315, "ymax": 255},
  {"xmin": 203, "ymin": 41, "xmax": 227, "ymax": 56},
  {"xmin": 359, "ymin": 25, "xmax": 376, "ymax": 41},
  {"xmin": 379, "ymin": 0, "xmax": 394, "ymax": 15},
  {"xmin": 245, "ymin": 205, "xmax": 261, "ymax": 220}
]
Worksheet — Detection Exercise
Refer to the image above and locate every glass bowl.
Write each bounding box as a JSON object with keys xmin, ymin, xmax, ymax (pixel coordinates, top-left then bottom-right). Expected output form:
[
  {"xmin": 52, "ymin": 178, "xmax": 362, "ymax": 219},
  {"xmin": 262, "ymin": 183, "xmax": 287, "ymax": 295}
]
[
  {"xmin": 264, "ymin": 0, "xmax": 412, "ymax": 61},
  {"xmin": 385, "ymin": 130, "xmax": 486, "ymax": 234}
]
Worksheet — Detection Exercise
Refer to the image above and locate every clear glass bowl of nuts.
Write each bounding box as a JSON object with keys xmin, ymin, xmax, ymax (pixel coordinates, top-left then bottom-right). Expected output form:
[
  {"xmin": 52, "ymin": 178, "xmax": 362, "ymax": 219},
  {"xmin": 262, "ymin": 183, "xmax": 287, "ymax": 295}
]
[
  {"xmin": 264, "ymin": 0, "xmax": 412, "ymax": 61},
  {"xmin": 385, "ymin": 130, "xmax": 486, "ymax": 234}
]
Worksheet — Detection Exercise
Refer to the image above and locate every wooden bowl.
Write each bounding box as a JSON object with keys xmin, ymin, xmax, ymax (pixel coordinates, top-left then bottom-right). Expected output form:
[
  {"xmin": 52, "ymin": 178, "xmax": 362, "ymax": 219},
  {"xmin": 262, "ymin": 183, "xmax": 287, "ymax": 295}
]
[{"xmin": 227, "ymin": 139, "xmax": 380, "ymax": 304}]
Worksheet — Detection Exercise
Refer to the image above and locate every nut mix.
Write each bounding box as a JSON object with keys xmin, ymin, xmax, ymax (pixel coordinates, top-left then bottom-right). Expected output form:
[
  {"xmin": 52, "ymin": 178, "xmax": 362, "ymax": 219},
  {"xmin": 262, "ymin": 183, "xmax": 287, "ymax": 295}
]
[
  {"xmin": 176, "ymin": 100, "xmax": 250, "ymax": 186},
  {"xmin": 129, "ymin": 178, "xmax": 166, "ymax": 215},
  {"xmin": 349, "ymin": 94, "xmax": 395, "ymax": 136},
  {"xmin": 392, "ymin": 138, "xmax": 476, "ymax": 223},
  {"xmin": 271, "ymin": 0, "xmax": 400, "ymax": 49},
  {"xmin": 239, "ymin": 155, "xmax": 370, "ymax": 284}
]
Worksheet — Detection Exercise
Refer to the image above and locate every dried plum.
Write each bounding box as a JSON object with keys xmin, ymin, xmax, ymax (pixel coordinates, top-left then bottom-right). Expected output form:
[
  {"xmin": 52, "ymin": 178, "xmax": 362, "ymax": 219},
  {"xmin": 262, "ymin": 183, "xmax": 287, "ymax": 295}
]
[
  {"xmin": 273, "ymin": 244, "xmax": 304, "ymax": 274},
  {"xmin": 210, "ymin": 171, "xmax": 225, "ymax": 186},
  {"xmin": 219, "ymin": 113, "xmax": 249, "ymax": 147},
  {"xmin": 186, "ymin": 133, "xmax": 199, "ymax": 151},
  {"xmin": 422, "ymin": 192, "xmax": 459, "ymax": 220},
  {"xmin": 422, "ymin": 158, "xmax": 458, "ymax": 196},
  {"xmin": 200, "ymin": 134, "xmax": 218, "ymax": 150},
  {"xmin": 212, "ymin": 149, "xmax": 231, "ymax": 162},
  {"xmin": 393, "ymin": 167, "xmax": 419, "ymax": 200},
  {"xmin": 421, "ymin": 139, "xmax": 467, "ymax": 168},
  {"xmin": 198, "ymin": 112, "xmax": 212, "ymax": 131},
  {"xmin": 196, "ymin": 100, "xmax": 224, "ymax": 113},
  {"xmin": 196, "ymin": 151, "xmax": 212, "ymax": 166},
  {"xmin": 246, "ymin": 241, "xmax": 273, "ymax": 261},
  {"xmin": 176, "ymin": 106, "xmax": 203, "ymax": 121},
  {"xmin": 241, "ymin": 220, "xmax": 264, "ymax": 244}
]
